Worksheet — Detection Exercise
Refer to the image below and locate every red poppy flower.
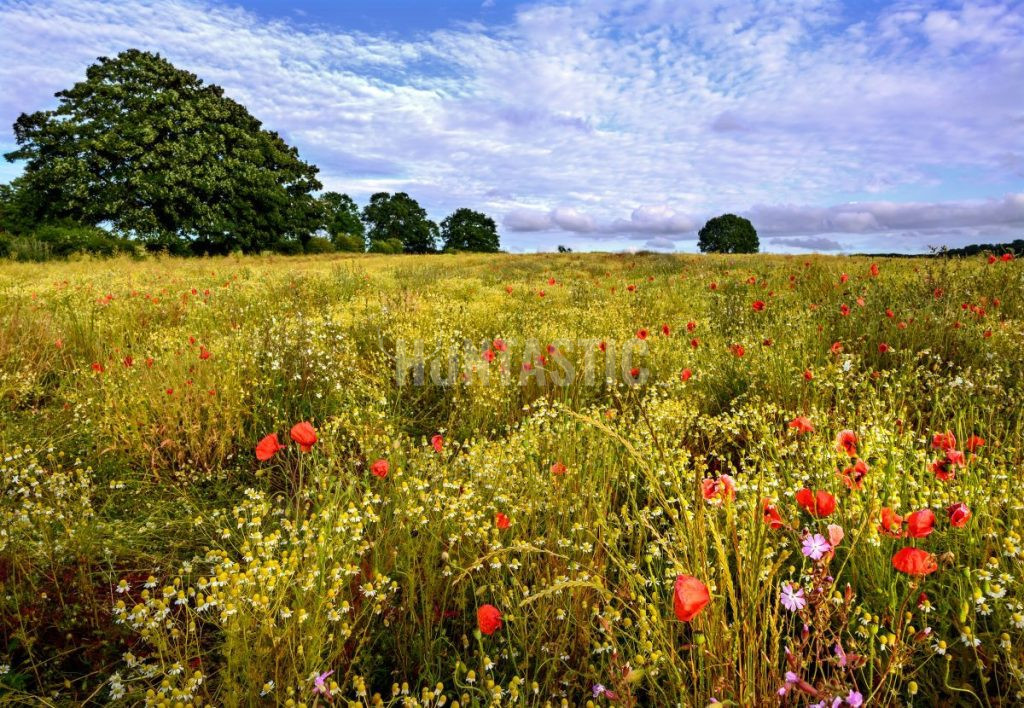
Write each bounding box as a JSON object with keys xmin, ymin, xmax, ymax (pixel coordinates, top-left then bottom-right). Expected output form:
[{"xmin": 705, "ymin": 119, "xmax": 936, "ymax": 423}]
[
  {"xmin": 145, "ymin": 357, "xmax": 154, "ymax": 367},
  {"xmin": 870, "ymin": 263, "xmax": 880, "ymax": 277},
  {"xmin": 878, "ymin": 342, "xmax": 890, "ymax": 353},
  {"xmin": 886, "ymin": 308, "xmax": 895, "ymax": 318},
  {"xmin": 550, "ymin": 461, "xmax": 567, "ymax": 476},
  {"xmin": 680, "ymin": 368, "xmax": 693, "ymax": 382},
  {"xmin": 795, "ymin": 488, "xmax": 836, "ymax": 517},
  {"xmin": 371, "ymin": 459, "xmax": 390, "ymax": 478},
  {"xmin": 636, "ymin": 328, "xmax": 649, "ymax": 340},
  {"xmin": 835, "ymin": 430, "xmax": 858, "ymax": 457},
  {"xmin": 947, "ymin": 502, "xmax": 971, "ymax": 528},
  {"xmin": 495, "ymin": 512, "xmax": 510, "ymax": 530},
  {"xmin": 965, "ymin": 435, "xmax": 985, "ymax": 452},
  {"xmin": 686, "ymin": 321, "xmax": 697, "ymax": 332},
  {"xmin": 701, "ymin": 475, "xmax": 735, "ymax": 505},
  {"xmin": 830, "ymin": 341, "xmax": 843, "ymax": 355},
  {"xmin": 1001, "ymin": 253, "xmax": 1014, "ymax": 261},
  {"xmin": 931, "ymin": 431, "xmax": 956, "ymax": 451},
  {"xmin": 123, "ymin": 356, "xmax": 134, "ymax": 367},
  {"xmin": 477, "ymin": 604, "xmax": 502, "ymax": 635},
  {"xmin": 55, "ymin": 338, "xmax": 64, "ymax": 349},
  {"xmin": 752, "ymin": 300, "xmax": 765, "ymax": 311},
  {"xmin": 482, "ymin": 349, "xmax": 495, "ymax": 362},
  {"xmin": 199, "ymin": 346, "xmax": 211, "ymax": 360},
  {"xmin": 290, "ymin": 422, "xmax": 318, "ymax": 452},
  {"xmin": 493, "ymin": 338, "xmax": 507, "ymax": 352},
  {"xmin": 431, "ymin": 434, "xmax": 443, "ymax": 453},
  {"xmin": 709, "ymin": 282, "xmax": 718, "ymax": 291},
  {"xmin": 730, "ymin": 344, "xmax": 745, "ymax": 357},
  {"xmin": 626, "ymin": 284, "xmax": 636, "ymax": 292},
  {"xmin": 256, "ymin": 433, "xmax": 285, "ymax": 461},
  {"xmin": 840, "ymin": 459, "xmax": 869, "ymax": 490},
  {"xmin": 879, "ymin": 507, "xmax": 904, "ymax": 537},
  {"xmin": 930, "ymin": 458, "xmax": 956, "ymax": 482},
  {"xmin": 803, "ymin": 369, "xmax": 813, "ymax": 381},
  {"xmin": 905, "ymin": 509, "xmax": 935, "ymax": 538},
  {"xmin": 762, "ymin": 499, "xmax": 784, "ymax": 529},
  {"xmin": 629, "ymin": 367, "xmax": 641, "ymax": 380},
  {"xmin": 673, "ymin": 574, "xmax": 710, "ymax": 622},
  {"xmin": 661, "ymin": 323, "xmax": 671, "ymax": 336},
  {"xmin": 840, "ymin": 273, "xmax": 849, "ymax": 283},
  {"xmin": 598, "ymin": 340, "xmax": 607, "ymax": 352},
  {"xmin": 892, "ymin": 547, "xmax": 938, "ymax": 576},
  {"xmin": 91, "ymin": 362, "xmax": 105, "ymax": 373},
  {"xmin": 988, "ymin": 254, "xmax": 997, "ymax": 264},
  {"xmin": 789, "ymin": 416, "xmax": 814, "ymax": 433},
  {"xmin": 690, "ymin": 338, "xmax": 700, "ymax": 349},
  {"xmin": 840, "ymin": 304, "xmax": 850, "ymax": 316}
]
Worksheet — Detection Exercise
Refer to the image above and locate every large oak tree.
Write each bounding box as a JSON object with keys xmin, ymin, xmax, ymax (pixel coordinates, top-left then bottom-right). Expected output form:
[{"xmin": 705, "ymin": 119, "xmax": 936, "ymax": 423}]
[{"xmin": 4, "ymin": 49, "xmax": 322, "ymax": 253}]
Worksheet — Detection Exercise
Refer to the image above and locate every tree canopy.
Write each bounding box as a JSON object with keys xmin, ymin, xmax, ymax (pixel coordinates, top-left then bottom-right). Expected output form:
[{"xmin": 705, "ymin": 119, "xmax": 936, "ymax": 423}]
[
  {"xmin": 318, "ymin": 192, "xmax": 365, "ymax": 251},
  {"xmin": 4, "ymin": 49, "xmax": 322, "ymax": 254},
  {"xmin": 697, "ymin": 214, "xmax": 759, "ymax": 254},
  {"xmin": 440, "ymin": 208, "xmax": 500, "ymax": 252},
  {"xmin": 361, "ymin": 192, "xmax": 437, "ymax": 253}
]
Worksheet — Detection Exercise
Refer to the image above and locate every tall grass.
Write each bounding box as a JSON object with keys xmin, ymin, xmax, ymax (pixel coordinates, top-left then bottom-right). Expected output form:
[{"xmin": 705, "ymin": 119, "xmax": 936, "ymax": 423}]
[{"xmin": 1, "ymin": 252, "xmax": 1022, "ymax": 705}]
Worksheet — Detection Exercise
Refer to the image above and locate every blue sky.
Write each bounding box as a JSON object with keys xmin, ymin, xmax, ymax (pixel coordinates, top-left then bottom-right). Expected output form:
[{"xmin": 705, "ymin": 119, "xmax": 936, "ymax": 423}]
[{"xmin": 1, "ymin": 0, "xmax": 1022, "ymax": 253}]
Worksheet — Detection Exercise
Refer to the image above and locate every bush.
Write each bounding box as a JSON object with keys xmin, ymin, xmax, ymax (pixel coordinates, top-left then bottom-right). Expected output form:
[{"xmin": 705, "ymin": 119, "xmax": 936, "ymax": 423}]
[
  {"xmin": 368, "ymin": 238, "xmax": 404, "ymax": 254},
  {"xmin": 332, "ymin": 233, "xmax": 365, "ymax": 252},
  {"xmin": 305, "ymin": 236, "xmax": 335, "ymax": 254},
  {"xmin": 271, "ymin": 239, "xmax": 304, "ymax": 255},
  {"xmin": 1, "ymin": 224, "xmax": 135, "ymax": 261}
]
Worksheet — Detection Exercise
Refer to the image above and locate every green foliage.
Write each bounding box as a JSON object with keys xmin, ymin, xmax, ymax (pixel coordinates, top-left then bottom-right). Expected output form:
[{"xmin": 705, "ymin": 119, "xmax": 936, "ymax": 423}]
[
  {"xmin": 4, "ymin": 49, "xmax": 322, "ymax": 253},
  {"xmin": 0, "ymin": 181, "xmax": 42, "ymax": 235},
  {"xmin": 333, "ymin": 233, "xmax": 367, "ymax": 252},
  {"xmin": 367, "ymin": 237, "xmax": 405, "ymax": 254},
  {"xmin": 361, "ymin": 192, "xmax": 437, "ymax": 253},
  {"xmin": 698, "ymin": 213, "xmax": 759, "ymax": 254},
  {"xmin": 0, "ymin": 223, "xmax": 136, "ymax": 261},
  {"xmin": 318, "ymin": 192, "xmax": 365, "ymax": 250},
  {"xmin": 439, "ymin": 207, "xmax": 499, "ymax": 252},
  {"xmin": 304, "ymin": 236, "xmax": 335, "ymax": 254}
]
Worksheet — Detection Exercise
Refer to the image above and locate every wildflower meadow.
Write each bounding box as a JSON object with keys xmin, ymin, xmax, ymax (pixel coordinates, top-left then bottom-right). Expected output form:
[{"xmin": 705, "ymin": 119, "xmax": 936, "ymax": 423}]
[{"xmin": 1, "ymin": 251, "xmax": 1022, "ymax": 706}]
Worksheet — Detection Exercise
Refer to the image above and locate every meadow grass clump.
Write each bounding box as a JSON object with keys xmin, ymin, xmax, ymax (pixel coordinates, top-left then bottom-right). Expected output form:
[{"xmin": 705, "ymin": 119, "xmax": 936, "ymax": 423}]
[{"xmin": 0, "ymin": 252, "xmax": 1022, "ymax": 705}]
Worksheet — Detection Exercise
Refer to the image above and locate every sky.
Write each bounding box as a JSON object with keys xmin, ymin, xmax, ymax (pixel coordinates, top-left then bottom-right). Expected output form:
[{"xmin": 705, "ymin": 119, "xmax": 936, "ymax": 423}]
[{"xmin": 0, "ymin": 0, "xmax": 1022, "ymax": 253}]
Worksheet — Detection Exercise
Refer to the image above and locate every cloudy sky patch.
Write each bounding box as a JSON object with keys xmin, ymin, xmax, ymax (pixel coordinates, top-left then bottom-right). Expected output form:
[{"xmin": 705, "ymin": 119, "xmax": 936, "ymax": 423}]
[{"xmin": 1, "ymin": 0, "xmax": 1021, "ymax": 253}]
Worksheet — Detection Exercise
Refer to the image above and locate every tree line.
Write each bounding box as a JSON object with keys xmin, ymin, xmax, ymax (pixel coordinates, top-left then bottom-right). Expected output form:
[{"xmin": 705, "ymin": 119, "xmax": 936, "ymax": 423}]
[{"xmin": 0, "ymin": 50, "xmax": 499, "ymax": 259}]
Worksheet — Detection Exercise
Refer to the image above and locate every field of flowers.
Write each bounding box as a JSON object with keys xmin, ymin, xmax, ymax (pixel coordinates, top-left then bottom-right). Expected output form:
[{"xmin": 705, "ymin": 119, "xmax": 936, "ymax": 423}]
[{"xmin": 1, "ymin": 251, "xmax": 1022, "ymax": 706}]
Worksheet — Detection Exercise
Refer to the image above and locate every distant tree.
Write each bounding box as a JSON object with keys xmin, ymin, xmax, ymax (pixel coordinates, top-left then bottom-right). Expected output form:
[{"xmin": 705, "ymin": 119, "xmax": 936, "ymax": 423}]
[
  {"xmin": 361, "ymin": 192, "xmax": 437, "ymax": 253},
  {"xmin": 439, "ymin": 208, "xmax": 499, "ymax": 252},
  {"xmin": 697, "ymin": 214, "xmax": 759, "ymax": 254},
  {"xmin": 319, "ymin": 192, "xmax": 365, "ymax": 250},
  {"xmin": 4, "ymin": 49, "xmax": 322, "ymax": 254},
  {"xmin": 557, "ymin": 245, "xmax": 573, "ymax": 253}
]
